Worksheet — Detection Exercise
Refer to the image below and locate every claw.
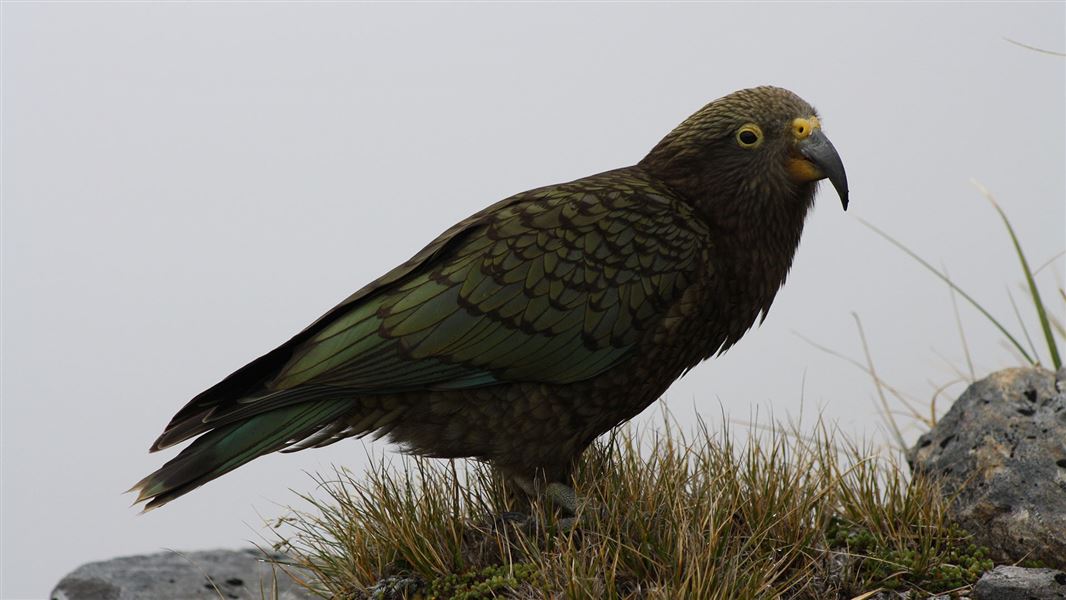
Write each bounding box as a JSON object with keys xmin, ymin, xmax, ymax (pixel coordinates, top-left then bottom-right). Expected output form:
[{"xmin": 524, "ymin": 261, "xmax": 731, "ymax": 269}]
[{"xmin": 555, "ymin": 516, "xmax": 580, "ymax": 532}]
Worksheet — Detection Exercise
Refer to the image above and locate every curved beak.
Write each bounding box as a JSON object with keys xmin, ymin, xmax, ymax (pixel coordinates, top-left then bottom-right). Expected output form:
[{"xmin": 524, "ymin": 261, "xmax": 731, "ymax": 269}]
[{"xmin": 798, "ymin": 129, "xmax": 849, "ymax": 210}]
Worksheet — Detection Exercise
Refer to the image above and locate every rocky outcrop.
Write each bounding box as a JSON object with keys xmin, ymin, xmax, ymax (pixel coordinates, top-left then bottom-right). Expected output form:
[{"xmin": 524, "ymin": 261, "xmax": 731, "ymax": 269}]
[
  {"xmin": 909, "ymin": 367, "xmax": 1066, "ymax": 568},
  {"xmin": 973, "ymin": 565, "xmax": 1066, "ymax": 599},
  {"xmin": 50, "ymin": 548, "xmax": 316, "ymax": 600}
]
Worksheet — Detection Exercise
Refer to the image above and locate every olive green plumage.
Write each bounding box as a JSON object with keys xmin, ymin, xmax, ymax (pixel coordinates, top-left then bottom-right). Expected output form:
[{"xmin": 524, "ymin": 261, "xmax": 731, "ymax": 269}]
[{"xmin": 132, "ymin": 86, "xmax": 849, "ymax": 510}]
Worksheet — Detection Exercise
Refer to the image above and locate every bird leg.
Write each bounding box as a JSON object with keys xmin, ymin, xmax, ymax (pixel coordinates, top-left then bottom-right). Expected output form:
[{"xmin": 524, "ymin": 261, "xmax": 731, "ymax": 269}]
[
  {"xmin": 544, "ymin": 482, "xmax": 584, "ymax": 532},
  {"xmin": 545, "ymin": 482, "xmax": 579, "ymax": 516},
  {"xmin": 492, "ymin": 474, "xmax": 588, "ymax": 532},
  {"xmin": 509, "ymin": 475, "xmax": 578, "ymax": 515}
]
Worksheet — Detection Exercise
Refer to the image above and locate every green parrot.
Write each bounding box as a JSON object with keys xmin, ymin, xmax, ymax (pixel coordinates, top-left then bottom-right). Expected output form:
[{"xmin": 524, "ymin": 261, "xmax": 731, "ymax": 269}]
[{"xmin": 132, "ymin": 86, "xmax": 848, "ymax": 513}]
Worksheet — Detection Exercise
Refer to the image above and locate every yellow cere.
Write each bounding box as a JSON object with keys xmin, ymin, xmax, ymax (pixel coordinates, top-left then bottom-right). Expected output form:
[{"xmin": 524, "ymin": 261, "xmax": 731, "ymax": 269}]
[{"xmin": 791, "ymin": 116, "xmax": 820, "ymax": 141}]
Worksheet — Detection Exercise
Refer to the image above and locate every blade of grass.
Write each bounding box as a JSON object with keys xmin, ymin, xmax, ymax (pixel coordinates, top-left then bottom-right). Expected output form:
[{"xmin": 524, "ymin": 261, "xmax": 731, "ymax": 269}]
[
  {"xmin": 1032, "ymin": 250, "xmax": 1065, "ymax": 276},
  {"xmin": 1004, "ymin": 37, "xmax": 1066, "ymax": 56},
  {"xmin": 1051, "ymin": 297, "xmax": 1065, "ymax": 339},
  {"xmin": 927, "ymin": 378, "xmax": 967, "ymax": 426},
  {"xmin": 931, "ymin": 350, "xmax": 974, "ymax": 384},
  {"xmin": 852, "ymin": 313, "xmax": 905, "ymax": 449},
  {"xmin": 999, "ymin": 339, "xmax": 1031, "ymax": 366},
  {"xmin": 1006, "ymin": 287, "xmax": 1040, "ymax": 363},
  {"xmin": 943, "ymin": 264, "xmax": 975, "ymax": 380},
  {"xmin": 973, "ymin": 180, "xmax": 1062, "ymax": 369},
  {"xmin": 792, "ymin": 330, "xmax": 927, "ymax": 424},
  {"xmin": 858, "ymin": 217, "xmax": 1035, "ymax": 365}
]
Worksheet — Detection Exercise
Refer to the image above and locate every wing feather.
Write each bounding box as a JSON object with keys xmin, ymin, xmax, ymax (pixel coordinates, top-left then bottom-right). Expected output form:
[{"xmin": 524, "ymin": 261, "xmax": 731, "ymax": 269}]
[{"xmin": 155, "ymin": 170, "xmax": 709, "ymax": 450}]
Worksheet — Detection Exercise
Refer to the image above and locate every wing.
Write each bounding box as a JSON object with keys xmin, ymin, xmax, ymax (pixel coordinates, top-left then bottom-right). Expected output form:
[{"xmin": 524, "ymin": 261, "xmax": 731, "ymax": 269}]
[
  {"xmin": 152, "ymin": 169, "xmax": 708, "ymax": 450},
  {"xmin": 272, "ymin": 170, "xmax": 707, "ymax": 392}
]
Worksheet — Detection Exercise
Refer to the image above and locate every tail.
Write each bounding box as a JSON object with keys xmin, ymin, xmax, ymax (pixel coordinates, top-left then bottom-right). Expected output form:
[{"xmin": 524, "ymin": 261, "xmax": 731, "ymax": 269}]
[{"xmin": 130, "ymin": 399, "xmax": 354, "ymax": 511}]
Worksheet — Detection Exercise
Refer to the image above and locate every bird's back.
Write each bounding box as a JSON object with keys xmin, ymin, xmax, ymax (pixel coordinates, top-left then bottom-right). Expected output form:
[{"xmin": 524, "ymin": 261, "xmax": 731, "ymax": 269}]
[{"xmin": 133, "ymin": 166, "xmax": 719, "ymax": 508}]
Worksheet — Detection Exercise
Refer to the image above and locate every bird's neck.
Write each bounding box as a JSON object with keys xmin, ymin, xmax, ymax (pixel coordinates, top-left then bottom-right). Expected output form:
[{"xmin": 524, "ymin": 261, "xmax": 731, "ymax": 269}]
[
  {"xmin": 705, "ymin": 184, "xmax": 816, "ymax": 270},
  {"xmin": 643, "ymin": 160, "xmax": 818, "ymax": 333},
  {"xmin": 635, "ymin": 154, "xmax": 818, "ymax": 313},
  {"xmin": 699, "ymin": 183, "xmax": 818, "ymax": 357},
  {"xmin": 718, "ymin": 185, "xmax": 815, "ymax": 308},
  {"xmin": 638, "ymin": 162, "xmax": 816, "ymax": 273}
]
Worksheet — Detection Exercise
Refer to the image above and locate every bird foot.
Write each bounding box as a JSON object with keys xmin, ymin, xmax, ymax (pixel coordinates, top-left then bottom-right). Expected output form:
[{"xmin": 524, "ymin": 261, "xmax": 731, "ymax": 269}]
[
  {"xmin": 486, "ymin": 483, "xmax": 595, "ymax": 533},
  {"xmin": 485, "ymin": 510, "xmax": 538, "ymax": 535},
  {"xmin": 487, "ymin": 510, "xmax": 581, "ymax": 535}
]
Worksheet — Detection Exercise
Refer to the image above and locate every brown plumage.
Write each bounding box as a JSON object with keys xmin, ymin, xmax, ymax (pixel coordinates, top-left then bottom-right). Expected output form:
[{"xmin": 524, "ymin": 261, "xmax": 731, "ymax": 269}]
[{"xmin": 132, "ymin": 86, "xmax": 848, "ymax": 511}]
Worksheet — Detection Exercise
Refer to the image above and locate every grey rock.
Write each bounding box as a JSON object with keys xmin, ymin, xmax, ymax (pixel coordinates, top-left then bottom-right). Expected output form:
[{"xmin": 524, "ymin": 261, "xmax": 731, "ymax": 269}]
[
  {"xmin": 866, "ymin": 593, "xmax": 969, "ymax": 600},
  {"xmin": 51, "ymin": 548, "xmax": 318, "ymax": 600},
  {"xmin": 909, "ymin": 367, "xmax": 1066, "ymax": 568},
  {"xmin": 973, "ymin": 565, "xmax": 1066, "ymax": 599},
  {"xmin": 865, "ymin": 592, "xmax": 968, "ymax": 600}
]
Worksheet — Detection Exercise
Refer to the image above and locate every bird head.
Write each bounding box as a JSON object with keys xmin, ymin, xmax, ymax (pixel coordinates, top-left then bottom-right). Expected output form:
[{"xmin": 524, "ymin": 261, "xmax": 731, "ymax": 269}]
[{"xmin": 640, "ymin": 86, "xmax": 849, "ymax": 216}]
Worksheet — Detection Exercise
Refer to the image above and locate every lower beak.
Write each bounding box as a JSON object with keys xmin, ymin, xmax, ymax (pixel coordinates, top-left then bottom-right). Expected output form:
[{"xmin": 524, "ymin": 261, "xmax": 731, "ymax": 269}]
[{"xmin": 797, "ymin": 130, "xmax": 849, "ymax": 210}]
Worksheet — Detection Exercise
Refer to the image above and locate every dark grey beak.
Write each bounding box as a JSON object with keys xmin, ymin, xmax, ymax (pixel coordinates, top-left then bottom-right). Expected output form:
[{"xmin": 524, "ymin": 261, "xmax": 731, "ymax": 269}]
[{"xmin": 799, "ymin": 129, "xmax": 849, "ymax": 210}]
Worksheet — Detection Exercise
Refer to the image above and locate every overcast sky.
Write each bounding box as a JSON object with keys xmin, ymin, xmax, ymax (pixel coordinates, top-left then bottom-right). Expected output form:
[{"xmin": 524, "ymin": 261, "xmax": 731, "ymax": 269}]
[{"xmin": 2, "ymin": 3, "xmax": 1063, "ymax": 597}]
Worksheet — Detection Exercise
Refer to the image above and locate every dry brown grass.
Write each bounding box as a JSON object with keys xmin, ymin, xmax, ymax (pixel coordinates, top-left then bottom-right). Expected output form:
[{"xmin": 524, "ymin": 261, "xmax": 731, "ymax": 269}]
[{"xmin": 268, "ymin": 413, "xmax": 988, "ymax": 599}]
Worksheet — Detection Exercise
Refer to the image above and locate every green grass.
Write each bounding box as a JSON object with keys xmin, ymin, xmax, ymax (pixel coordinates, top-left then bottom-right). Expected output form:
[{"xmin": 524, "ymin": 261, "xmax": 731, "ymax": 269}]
[{"xmin": 268, "ymin": 415, "xmax": 991, "ymax": 599}]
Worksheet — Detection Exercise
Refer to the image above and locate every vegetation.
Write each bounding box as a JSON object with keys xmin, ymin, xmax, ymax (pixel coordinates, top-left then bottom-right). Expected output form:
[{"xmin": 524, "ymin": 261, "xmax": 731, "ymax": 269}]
[{"xmin": 267, "ymin": 415, "xmax": 994, "ymax": 599}]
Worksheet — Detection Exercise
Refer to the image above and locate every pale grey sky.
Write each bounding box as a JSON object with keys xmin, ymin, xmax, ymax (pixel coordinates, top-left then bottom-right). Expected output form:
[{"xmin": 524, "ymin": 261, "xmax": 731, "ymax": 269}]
[{"xmin": 2, "ymin": 3, "xmax": 1063, "ymax": 597}]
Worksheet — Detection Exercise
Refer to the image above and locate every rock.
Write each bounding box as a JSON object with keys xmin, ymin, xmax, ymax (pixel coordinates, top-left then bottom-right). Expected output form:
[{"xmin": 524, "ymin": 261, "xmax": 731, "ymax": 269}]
[
  {"xmin": 908, "ymin": 367, "xmax": 1066, "ymax": 568},
  {"xmin": 973, "ymin": 565, "xmax": 1066, "ymax": 599},
  {"xmin": 50, "ymin": 548, "xmax": 317, "ymax": 600},
  {"xmin": 865, "ymin": 592, "xmax": 966, "ymax": 600}
]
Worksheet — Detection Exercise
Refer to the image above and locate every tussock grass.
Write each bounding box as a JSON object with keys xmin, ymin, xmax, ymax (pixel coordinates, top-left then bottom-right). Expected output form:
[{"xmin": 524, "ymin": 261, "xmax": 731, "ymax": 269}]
[{"xmin": 269, "ymin": 415, "xmax": 989, "ymax": 599}]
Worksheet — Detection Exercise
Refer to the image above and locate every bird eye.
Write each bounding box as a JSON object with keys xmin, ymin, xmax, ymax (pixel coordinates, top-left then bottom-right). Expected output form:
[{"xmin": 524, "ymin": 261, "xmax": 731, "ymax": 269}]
[{"xmin": 736, "ymin": 124, "xmax": 763, "ymax": 149}]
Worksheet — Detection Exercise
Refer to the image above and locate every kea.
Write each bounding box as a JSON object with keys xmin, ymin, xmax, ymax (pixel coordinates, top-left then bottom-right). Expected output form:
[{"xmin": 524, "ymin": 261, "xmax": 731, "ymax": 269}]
[{"xmin": 132, "ymin": 86, "xmax": 848, "ymax": 514}]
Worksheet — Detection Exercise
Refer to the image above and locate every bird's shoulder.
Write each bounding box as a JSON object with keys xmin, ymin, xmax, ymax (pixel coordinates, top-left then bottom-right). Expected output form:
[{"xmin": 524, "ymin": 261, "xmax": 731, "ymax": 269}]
[
  {"xmin": 271, "ymin": 167, "xmax": 711, "ymax": 389},
  {"xmin": 488, "ymin": 167, "xmax": 709, "ymax": 239},
  {"xmin": 323, "ymin": 167, "xmax": 711, "ymax": 322}
]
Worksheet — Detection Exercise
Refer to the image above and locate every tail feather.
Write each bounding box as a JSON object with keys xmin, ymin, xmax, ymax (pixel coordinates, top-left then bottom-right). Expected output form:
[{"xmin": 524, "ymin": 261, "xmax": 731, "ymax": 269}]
[
  {"xmin": 131, "ymin": 399, "xmax": 353, "ymax": 510},
  {"xmin": 149, "ymin": 384, "xmax": 349, "ymax": 452}
]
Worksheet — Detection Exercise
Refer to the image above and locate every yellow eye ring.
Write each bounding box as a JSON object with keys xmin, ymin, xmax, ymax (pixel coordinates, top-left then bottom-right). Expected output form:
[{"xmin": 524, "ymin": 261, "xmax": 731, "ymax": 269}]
[{"xmin": 736, "ymin": 124, "xmax": 763, "ymax": 149}]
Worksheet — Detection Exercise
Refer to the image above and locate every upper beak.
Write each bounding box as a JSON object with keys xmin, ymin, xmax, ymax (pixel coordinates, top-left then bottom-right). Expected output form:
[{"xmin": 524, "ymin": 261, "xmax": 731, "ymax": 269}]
[{"xmin": 798, "ymin": 129, "xmax": 849, "ymax": 210}]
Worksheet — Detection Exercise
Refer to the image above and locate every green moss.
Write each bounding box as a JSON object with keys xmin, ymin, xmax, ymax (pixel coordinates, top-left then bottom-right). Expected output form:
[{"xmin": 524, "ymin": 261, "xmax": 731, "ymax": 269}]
[
  {"xmin": 827, "ymin": 517, "xmax": 994, "ymax": 593},
  {"xmin": 426, "ymin": 563, "xmax": 536, "ymax": 600}
]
